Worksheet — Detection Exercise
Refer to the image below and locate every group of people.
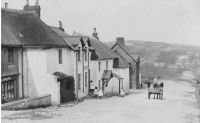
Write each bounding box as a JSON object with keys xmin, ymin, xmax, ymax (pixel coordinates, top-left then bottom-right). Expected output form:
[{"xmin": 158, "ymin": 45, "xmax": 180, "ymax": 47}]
[
  {"xmin": 153, "ymin": 77, "xmax": 164, "ymax": 89},
  {"xmin": 89, "ymin": 81, "xmax": 103, "ymax": 99},
  {"xmin": 89, "ymin": 80, "xmax": 125, "ymax": 99}
]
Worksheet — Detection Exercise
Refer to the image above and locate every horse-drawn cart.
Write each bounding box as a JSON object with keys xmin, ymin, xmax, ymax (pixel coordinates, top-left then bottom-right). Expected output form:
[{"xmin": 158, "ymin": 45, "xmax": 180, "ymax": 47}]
[{"xmin": 148, "ymin": 87, "xmax": 163, "ymax": 99}]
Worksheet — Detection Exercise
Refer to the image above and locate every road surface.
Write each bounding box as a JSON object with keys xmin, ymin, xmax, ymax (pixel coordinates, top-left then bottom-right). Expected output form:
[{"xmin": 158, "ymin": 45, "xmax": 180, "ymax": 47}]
[{"xmin": 2, "ymin": 80, "xmax": 200, "ymax": 123}]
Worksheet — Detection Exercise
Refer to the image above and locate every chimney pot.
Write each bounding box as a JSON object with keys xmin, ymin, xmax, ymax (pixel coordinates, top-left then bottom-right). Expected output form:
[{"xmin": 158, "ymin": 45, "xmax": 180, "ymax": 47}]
[
  {"xmin": 93, "ymin": 28, "xmax": 96, "ymax": 33},
  {"xmin": 92, "ymin": 28, "xmax": 99, "ymax": 40},
  {"xmin": 58, "ymin": 21, "xmax": 65, "ymax": 32},
  {"xmin": 26, "ymin": 0, "xmax": 29, "ymax": 5},
  {"xmin": 59, "ymin": 21, "xmax": 62, "ymax": 28},
  {"xmin": 5, "ymin": 3, "xmax": 8, "ymax": 8},
  {"xmin": 35, "ymin": 0, "xmax": 39, "ymax": 6},
  {"xmin": 116, "ymin": 37, "xmax": 125, "ymax": 46}
]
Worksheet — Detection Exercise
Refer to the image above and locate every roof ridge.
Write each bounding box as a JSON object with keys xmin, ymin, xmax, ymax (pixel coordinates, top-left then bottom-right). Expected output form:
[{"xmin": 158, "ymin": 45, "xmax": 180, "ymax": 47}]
[{"xmin": 1, "ymin": 8, "xmax": 35, "ymax": 14}]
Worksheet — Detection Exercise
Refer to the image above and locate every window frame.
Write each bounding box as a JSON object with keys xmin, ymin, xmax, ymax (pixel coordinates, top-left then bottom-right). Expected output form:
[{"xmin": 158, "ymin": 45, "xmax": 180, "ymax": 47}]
[
  {"xmin": 77, "ymin": 52, "xmax": 81, "ymax": 61},
  {"xmin": 85, "ymin": 72, "xmax": 87, "ymax": 87},
  {"xmin": 98, "ymin": 61, "xmax": 101, "ymax": 71},
  {"xmin": 106, "ymin": 60, "xmax": 108, "ymax": 70},
  {"xmin": 8, "ymin": 48, "xmax": 14, "ymax": 64},
  {"xmin": 85, "ymin": 51, "xmax": 87, "ymax": 61},
  {"xmin": 58, "ymin": 49, "xmax": 63, "ymax": 64},
  {"xmin": 78, "ymin": 74, "xmax": 81, "ymax": 90}
]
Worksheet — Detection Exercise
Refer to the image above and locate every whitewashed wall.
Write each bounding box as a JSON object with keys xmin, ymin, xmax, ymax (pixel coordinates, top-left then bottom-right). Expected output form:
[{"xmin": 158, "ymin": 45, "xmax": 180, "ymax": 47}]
[
  {"xmin": 23, "ymin": 48, "xmax": 76, "ymax": 105},
  {"xmin": 90, "ymin": 59, "xmax": 113, "ymax": 90},
  {"xmin": 104, "ymin": 68, "xmax": 129, "ymax": 95},
  {"xmin": 76, "ymin": 43, "xmax": 90, "ymax": 98}
]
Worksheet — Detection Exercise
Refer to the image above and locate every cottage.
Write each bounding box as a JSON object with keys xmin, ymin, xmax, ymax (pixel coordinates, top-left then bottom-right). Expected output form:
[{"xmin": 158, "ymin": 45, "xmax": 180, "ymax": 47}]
[
  {"xmin": 51, "ymin": 25, "xmax": 92, "ymax": 99},
  {"xmin": 1, "ymin": 4, "xmax": 80, "ymax": 105},
  {"xmin": 108, "ymin": 37, "xmax": 140, "ymax": 89},
  {"xmin": 73, "ymin": 29, "xmax": 130, "ymax": 95}
]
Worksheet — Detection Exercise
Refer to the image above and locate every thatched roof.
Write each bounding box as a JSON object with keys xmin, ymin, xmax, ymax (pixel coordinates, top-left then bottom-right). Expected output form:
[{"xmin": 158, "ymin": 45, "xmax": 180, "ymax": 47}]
[{"xmin": 1, "ymin": 8, "xmax": 68, "ymax": 47}]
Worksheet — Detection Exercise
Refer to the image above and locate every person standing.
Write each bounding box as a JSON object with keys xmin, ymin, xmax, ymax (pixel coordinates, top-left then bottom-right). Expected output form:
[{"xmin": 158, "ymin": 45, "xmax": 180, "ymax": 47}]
[
  {"xmin": 90, "ymin": 80, "xmax": 95, "ymax": 94},
  {"xmin": 94, "ymin": 87, "xmax": 98, "ymax": 98},
  {"xmin": 98, "ymin": 88, "xmax": 104, "ymax": 99},
  {"xmin": 120, "ymin": 88, "xmax": 125, "ymax": 97}
]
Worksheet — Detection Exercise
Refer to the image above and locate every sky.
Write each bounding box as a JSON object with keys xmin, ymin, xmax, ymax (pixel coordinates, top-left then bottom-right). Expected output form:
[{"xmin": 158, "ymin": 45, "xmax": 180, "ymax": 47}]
[{"xmin": 1, "ymin": 0, "xmax": 200, "ymax": 46}]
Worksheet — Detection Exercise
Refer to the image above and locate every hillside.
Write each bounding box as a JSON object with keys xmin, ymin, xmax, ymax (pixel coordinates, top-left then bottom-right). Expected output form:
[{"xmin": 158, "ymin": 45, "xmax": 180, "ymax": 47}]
[{"xmin": 106, "ymin": 40, "xmax": 200, "ymax": 80}]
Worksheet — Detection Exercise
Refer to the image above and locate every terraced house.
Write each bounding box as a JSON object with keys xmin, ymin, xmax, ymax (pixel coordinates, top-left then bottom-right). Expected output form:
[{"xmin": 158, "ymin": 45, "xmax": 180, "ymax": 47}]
[
  {"xmin": 72, "ymin": 29, "xmax": 131, "ymax": 95},
  {"xmin": 51, "ymin": 24, "xmax": 92, "ymax": 99},
  {"xmin": 1, "ymin": 2, "xmax": 91, "ymax": 107}
]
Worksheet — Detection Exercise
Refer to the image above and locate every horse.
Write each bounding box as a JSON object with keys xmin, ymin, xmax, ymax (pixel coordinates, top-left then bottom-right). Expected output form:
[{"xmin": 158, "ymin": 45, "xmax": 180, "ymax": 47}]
[{"xmin": 148, "ymin": 83, "xmax": 163, "ymax": 99}]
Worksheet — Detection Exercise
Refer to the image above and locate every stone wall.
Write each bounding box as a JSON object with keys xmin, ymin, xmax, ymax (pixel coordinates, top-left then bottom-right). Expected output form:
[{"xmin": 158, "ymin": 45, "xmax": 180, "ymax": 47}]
[{"xmin": 1, "ymin": 95, "xmax": 51, "ymax": 110}]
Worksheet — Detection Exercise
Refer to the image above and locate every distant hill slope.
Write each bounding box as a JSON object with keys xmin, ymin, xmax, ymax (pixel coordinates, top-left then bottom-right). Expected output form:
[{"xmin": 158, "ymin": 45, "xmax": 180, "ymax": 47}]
[{"xmin": 106, "ymin": 40, "xmax": 200, "ymax": 79}]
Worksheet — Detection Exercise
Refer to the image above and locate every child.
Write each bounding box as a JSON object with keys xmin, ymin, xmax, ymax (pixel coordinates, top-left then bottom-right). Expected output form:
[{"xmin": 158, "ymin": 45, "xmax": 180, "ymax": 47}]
[
  {"xmin": 120, "ymin": 88, "xmax": 125, "ymax": 97},
  {"xmin": 94, "ymin": 87, "xmax": 98, "ymax": 98},
  {"xmin": 98, "ymin": 88, "xmax": 104, "ymax": 99}
]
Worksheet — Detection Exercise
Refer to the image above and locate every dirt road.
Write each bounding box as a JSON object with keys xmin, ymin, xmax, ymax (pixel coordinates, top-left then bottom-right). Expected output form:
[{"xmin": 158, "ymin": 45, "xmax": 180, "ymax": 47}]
[{"xmin": 2, "ymin": 80, "xmax": 200, "ymax": 123}]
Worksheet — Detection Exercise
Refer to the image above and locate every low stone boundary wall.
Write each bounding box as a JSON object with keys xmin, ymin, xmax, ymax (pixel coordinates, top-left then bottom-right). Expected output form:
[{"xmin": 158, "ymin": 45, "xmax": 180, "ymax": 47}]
[
  {"xmin": 1, "ymin": 95, "xmax": 51, "ymax": 110},
  {"xmin": 195, "ymin": 85, "xmax": 200, "ymax": 107}
]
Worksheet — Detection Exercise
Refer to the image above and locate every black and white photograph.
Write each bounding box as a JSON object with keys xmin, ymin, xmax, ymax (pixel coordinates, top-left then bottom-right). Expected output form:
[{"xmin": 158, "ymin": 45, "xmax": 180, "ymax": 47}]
[{"xmin": 1, "ymin": 0, "xmax": 200, "ymax": 123}]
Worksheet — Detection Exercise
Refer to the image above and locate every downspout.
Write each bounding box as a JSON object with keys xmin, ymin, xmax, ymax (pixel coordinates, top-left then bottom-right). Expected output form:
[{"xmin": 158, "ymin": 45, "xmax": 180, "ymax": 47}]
[
  {"xmin": 21, "ymin": 48, "xmax": 24, "ymax": 99},
  {"xmin": 119, "ymin": 79, "xmax": 121, "ymax": 95},
  {"xmin": 136, "ymin": 60, "xmax": 140, "ymax": 89},
  {"xmin": 88, "ymin": 49, "xmax": 90, "ymax": 93},
  {"xmin": 82, "ymin": 49, "xmax": 84, "ymax": 93},
  {"xmin": 76, "ymin": 52, "xmax": 78, "ymax": 99}
]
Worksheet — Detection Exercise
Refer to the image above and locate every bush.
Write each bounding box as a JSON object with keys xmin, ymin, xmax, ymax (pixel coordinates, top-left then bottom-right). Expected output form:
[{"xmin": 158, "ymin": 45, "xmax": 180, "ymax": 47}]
[{"xmin": 53, "ymin": 72, "xmax": 76, "ymax": 103}]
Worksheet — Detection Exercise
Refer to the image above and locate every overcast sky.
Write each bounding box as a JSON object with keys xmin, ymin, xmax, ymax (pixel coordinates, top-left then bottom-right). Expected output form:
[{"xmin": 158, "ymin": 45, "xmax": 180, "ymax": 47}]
[{"xmin": 1, "ymin": 0, "xmax": 200, "ymax": 46}]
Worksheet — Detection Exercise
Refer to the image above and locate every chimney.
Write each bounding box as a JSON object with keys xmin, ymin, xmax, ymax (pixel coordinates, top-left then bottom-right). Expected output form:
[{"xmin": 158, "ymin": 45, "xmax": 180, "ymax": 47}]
[
  {"xmin": 23, "ymin": 0, "xmax": 41, "ymax": 18},
  {"xmin": 59, "ymin": 21, "xmax": 65, "ymax": 32},
  {"xmin": 5, "ymin": 3, "xmax": 8, "ymax": 8},
  {"xmin": 35, "ymin": 0, "xmax": 39, "ymax": 6},
  {"xmin": 26, "ymin": 0, "xmax": 29, "ymax": 5},
  {"xmin": 92, "ymin": 28, "xmax": 99, "ymax": 40},
  {"xmin": 116, "ymin": 37, "xmax": 125, "ymax": 46}
]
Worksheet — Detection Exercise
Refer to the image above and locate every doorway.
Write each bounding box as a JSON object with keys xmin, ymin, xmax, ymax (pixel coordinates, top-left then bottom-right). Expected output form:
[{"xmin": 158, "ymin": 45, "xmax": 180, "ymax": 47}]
[{"xmin": 60, "ymin": 75, "xmax": 75, "ymax": 103}]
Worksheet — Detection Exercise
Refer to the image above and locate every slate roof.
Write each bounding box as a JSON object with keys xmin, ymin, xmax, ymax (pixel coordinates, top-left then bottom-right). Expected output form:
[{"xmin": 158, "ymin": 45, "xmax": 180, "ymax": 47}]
[
  {"xmin": 113, "ymin": 52, "xmax": 130, "ymax": 68},
  {"xmin": 110, "ymin": 42, "xmax": 139, "ymax": 64},
  {"xmin": 50, "ymin": 27, "xmax": 89, "ymax": 48},
  {"xmin": 2, "ymin": 8, "xmax": 68, "ymax": 47},
  {"xmin": 51, "ymin": 26, "xmax": 70, "ymax": 37},
  {"xmin": 72, "ymin": 31, "xmax": 117, "ymax": 60}
]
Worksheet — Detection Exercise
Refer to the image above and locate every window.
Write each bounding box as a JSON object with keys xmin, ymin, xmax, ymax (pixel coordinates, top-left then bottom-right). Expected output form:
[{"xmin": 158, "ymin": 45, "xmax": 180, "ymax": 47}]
[
  {"xmin": 85, "ymin": 72, "xmax": 87, "ymax": 87},
  {"xmin": 78, "ymin": 74, "xmax": 81, "ymax": 90},
  {"xmin": 8, "ymin": 48, "xmax": 14, "ymax": 63},
  {"xmin": 106, "ymin": 61, "xmax": 108, "ymax": 69},
  {"xmin": 98, "ymin": 62, "xmax": 101, "ymax": 71},
  {"xmin": 58, "ymin": 49, "xmax": 62, "ymax": 64},
  {"xmin": 85, "ymin": 51, "xmax": 87, "ymax": 61},
  {"xmin": 77, "ymin": 52, "xmax": 81, "ymax": 61},
  {"xmin": 98, "ymin": 80, "xmax": 101, "ymax": 89},
  {"xmin": 2, "ymin": 79, "xmax": 17, "ymax": 104}
]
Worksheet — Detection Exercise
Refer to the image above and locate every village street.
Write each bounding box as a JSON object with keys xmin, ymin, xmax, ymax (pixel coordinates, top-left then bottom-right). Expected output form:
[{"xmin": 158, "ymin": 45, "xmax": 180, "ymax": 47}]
[{"xmin": 1, "ymin": 80, "xmax": 200, "ymax": 123}]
